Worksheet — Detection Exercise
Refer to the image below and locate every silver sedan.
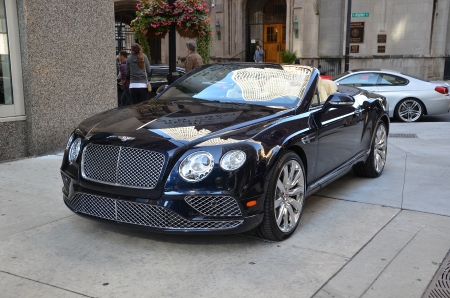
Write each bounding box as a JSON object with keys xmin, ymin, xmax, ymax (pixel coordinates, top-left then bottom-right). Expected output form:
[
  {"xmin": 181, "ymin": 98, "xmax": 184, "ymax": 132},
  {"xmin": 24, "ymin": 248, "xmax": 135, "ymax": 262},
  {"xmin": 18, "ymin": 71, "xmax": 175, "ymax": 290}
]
[{"xmin": 332, "ymin": 69, "xmax": 450, "ymax": 122}]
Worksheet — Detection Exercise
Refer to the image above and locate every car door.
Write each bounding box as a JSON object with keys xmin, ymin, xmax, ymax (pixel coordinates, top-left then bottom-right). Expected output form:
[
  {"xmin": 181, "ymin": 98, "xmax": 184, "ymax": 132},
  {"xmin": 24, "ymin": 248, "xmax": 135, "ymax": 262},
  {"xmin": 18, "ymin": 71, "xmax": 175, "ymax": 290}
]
[
  {"xmin": 374, "ymin": 73, "xmax": 411, "ymax": 114},
  {"xmin": 311, "ymin": 88, "xmax": 364, "ymax": 180},
  {"xmin": 336, "ymin": 72, "xmax": 380, "ymax": 93}
]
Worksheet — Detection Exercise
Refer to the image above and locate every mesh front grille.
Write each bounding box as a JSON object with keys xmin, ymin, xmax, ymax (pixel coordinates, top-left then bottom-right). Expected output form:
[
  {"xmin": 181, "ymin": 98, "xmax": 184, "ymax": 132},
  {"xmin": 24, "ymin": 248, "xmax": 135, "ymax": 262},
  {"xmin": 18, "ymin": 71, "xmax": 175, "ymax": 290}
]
[
  {"xmin": 185, "ymin": 196, "xmax": 242, "ymax": 217},
  {"xmin": 61, "ymin": 172, "xmax": 71, "ymax": 193},
  {"xmin": 65, "ymin": 193, "xmax": 243, "ymax": 230},
  {"xmin": 82, "ymin": 144, "xmax": 165, "ymax": 189}
]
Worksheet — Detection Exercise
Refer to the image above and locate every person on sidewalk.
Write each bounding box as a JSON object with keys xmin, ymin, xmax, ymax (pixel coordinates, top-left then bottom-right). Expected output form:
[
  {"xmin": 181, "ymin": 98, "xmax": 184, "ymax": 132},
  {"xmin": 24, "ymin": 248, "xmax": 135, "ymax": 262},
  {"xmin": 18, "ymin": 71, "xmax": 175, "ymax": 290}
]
[
  {"xmin": 118, "ymin": 51, "xmax": 131, "ymax": 106},
  {"xmin": 126, "ymin": 43, "xmax": 151, "ymax": 104},
  {"xmin": 254, "ymin": 45, "xmax": 264, "ymax": 62},
  {"xmin": 184, "ymin": 41, "xmax": 203, "ymax": 73}
]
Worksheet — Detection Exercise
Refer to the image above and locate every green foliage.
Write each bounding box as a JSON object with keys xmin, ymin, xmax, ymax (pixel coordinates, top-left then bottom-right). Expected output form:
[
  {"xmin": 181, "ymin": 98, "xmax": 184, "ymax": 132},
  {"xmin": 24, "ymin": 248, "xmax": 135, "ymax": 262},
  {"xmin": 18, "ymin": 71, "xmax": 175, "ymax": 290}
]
[
  {"xmin": 134, "ymin": 30, "xmax": 151, "ymax": 62},
  {"xmin": 280, "ymin": 50, "xmax": 297, "ymax": 64},
  {"xmin": 196, "ymin": 24, "xmax": 213, "ymax": 64}
]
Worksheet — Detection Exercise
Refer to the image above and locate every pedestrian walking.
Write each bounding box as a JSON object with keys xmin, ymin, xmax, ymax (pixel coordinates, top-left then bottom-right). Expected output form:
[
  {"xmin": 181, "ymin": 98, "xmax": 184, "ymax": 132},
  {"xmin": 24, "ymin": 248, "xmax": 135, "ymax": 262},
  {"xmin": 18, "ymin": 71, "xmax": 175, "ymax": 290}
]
[
  {"xmin": 184, "ymin": 41, "xmax": 203, "ymax": 73},
  {"xmin": 254, "ymin": 45, "xmax": 264, "ymax": 62},
  {"xmin": 126, "ymin": 43, "xmax": 152, "ymax": 104},
  {"xmin": 118, "ymin": 51, "xmax": 131, "ymax": 106}
]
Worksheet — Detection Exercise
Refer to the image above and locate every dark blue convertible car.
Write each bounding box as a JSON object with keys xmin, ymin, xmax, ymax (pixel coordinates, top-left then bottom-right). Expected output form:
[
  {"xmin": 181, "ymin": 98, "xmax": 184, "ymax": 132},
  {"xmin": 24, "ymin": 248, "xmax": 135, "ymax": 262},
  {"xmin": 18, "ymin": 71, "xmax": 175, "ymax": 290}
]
[{"xmin": 62, "ymin": 63, "xmax": 389, "ymax": 241}]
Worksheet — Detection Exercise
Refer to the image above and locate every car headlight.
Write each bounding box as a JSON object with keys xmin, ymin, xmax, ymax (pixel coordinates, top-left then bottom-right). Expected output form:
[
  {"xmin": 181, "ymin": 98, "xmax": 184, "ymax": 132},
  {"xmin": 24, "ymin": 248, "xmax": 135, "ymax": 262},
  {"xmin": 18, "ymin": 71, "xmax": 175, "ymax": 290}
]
[
  {"xmin": 66, "ymin": 133, "xmax": 74, "ymax": 148},
  {"xmin": 68, "ymin": 138, "xmax": 82, "ymax": 164},
  {"xmin": 179, "ymin": 151, "xmax": 214, "ymax": 182},
  {"xmin": 220, "ymin": 150, "xmax": 246, "ymax": 171}
]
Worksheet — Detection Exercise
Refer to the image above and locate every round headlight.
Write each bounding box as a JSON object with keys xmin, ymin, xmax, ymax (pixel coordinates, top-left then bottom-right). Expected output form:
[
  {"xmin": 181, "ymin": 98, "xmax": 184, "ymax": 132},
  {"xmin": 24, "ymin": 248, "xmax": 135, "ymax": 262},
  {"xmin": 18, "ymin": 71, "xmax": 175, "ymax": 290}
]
[
  {"xmin": 220, "ymin": 150, "xmax": 246, "ymax": 171},
  {"xmin": 179, "ymin": 151, "xmax": 214, "ymax": 182},
  {"xmin": 68, "ymin": 138, "xmax": 82, "ymax": 164},
  {"xmin": 66, "ymin": 133, "xmax": 74, "ymax": 148}
]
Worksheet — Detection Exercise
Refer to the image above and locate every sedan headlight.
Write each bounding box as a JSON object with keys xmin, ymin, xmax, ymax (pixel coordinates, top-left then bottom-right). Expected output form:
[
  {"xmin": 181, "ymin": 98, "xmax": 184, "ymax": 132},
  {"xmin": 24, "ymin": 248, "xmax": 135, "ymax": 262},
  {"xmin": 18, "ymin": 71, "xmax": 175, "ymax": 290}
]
[
  {"xmin": 179, "ymin": 151, "xmax": 214, "ymax": 182},
  {"xmin": 220, "ymin": 150, "xmax": 246, "ymax": 171},
  {"xmin": 68, "ymin": 138, "xmax": 82, "ymax": 164}
]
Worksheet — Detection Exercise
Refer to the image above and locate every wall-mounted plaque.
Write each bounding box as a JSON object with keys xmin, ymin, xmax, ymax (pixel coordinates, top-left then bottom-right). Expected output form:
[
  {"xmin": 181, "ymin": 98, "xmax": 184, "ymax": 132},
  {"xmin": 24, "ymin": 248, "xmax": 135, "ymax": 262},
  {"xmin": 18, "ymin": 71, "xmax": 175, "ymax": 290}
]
[
  {"xmin": 350, "ymin": 45, "xmax": 360, "ymax": 53},
  {"xmin": 377, "ymin": 46, "xmax": 386, "ymax": 53},
  {"xmin": 377, "ymin": 34, "xmax": 387, "ymax": 43},
  {"xmin": 293, "ymin": 0, "xmax": 303, "ymax": 8},
  {"xmin": 350, "ymin": 22, "xmax": 365, "ymax": 43}
]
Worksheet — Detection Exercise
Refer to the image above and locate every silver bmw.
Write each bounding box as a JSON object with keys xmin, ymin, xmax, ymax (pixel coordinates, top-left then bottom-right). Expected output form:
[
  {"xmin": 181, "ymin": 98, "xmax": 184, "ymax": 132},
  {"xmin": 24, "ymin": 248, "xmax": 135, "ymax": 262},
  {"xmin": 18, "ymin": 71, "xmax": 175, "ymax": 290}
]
[{"xmin": 332, "ymin": 69, "xmax": 450, "ymax": 122}]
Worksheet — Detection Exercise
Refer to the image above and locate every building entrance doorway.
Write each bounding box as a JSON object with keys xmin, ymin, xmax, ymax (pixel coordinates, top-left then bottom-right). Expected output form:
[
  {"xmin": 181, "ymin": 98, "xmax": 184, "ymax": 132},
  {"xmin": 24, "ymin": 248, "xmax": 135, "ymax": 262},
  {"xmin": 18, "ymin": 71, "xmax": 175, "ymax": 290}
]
[
  {"xmin": 263, "ymin": 24, "xmax": 286, "ymax": 63},
  {"xmin": 245, "ymin": 0, "xmax": 286, "ymax": 62}
]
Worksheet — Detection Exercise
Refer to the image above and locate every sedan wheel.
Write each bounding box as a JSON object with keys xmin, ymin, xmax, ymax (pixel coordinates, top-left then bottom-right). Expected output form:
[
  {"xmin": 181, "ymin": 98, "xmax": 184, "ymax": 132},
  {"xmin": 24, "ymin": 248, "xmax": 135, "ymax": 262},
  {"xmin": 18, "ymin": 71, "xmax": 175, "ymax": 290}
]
[
  {"xmin": 256, "ymin": 151, "xmax": 306, "ymax": 241},
  {"xmin": 395, "ymin": 98, "xmax": 423, "ymax": 122}
]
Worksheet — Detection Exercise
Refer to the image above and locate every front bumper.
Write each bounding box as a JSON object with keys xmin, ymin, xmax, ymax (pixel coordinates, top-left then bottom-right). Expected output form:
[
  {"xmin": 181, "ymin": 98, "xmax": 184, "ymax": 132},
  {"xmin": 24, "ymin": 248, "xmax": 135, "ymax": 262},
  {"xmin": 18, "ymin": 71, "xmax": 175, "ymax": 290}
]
[{"xmin": 61, "ymin": 171, "xmax": 264, "ymax": 234}]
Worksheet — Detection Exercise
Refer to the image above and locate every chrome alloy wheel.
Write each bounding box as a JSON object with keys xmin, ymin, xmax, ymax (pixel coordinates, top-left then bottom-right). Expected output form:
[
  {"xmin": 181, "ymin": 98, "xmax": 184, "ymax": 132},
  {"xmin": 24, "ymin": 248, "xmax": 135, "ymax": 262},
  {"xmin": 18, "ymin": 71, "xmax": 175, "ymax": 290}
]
[
  {"xmin": 374, "ymin": 123, "xmax": 387, "ymax": 173},
  {"xmin": 398, "ymin": 99, "xmax": 422, "ymax": 122},
  {"xmin": 274, "ymin": 160, "xmax": 305, "ymax": 233}
]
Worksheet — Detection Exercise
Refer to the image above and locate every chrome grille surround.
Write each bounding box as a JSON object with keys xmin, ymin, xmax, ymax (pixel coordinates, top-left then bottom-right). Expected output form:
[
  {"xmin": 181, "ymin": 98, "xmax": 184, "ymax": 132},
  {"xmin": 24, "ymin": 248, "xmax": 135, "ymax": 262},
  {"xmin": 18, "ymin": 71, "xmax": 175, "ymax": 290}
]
[
  {"xmin": 185, "ymin": 196, "xmax": 242, "ymax": 217},
  {"xmin": 81, "ymin": 144, "xmax": 165, "ymax": 189},
  {"xmin": 65, "ymin": 193, "xmax": 243, "ymax": 230},
  {"xmin": 61, "ymin": 171, "xmax": 71, "ymax": 194}
]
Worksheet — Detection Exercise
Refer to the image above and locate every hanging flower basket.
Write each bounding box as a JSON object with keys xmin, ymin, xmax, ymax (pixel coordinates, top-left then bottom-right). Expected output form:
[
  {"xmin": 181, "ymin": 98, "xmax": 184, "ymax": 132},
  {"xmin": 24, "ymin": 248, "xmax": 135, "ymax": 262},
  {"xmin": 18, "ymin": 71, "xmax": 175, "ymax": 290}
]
[
  {"xmin": 176, "ymin": 26, "xmax": 198, "ymax": 38},
  {"xmin": 145, "ymin": 29, "xmax": 168, "ymax": 39},
  {"xmin": 131, "ymin": 0, "xmax": 173, "ymax": 39},
  {"xmin": 173, "ymin": 0, "xmax": 211, "ymax": 38}
]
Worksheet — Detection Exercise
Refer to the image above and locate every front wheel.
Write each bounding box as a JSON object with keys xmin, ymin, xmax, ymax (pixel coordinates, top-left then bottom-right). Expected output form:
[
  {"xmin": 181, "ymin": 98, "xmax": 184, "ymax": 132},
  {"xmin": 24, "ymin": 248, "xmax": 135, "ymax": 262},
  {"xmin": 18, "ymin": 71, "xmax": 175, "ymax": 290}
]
[
  {"xmin": 353, "ymin": 120, "xmax": 388, "ymax": 178},
  {"xmin": 394, "ymin": 98, "xmax": 424, "ymax": 122},
  {"xmin": 256, "ymin": 151, "xmax": 306, "ymax": 241}
]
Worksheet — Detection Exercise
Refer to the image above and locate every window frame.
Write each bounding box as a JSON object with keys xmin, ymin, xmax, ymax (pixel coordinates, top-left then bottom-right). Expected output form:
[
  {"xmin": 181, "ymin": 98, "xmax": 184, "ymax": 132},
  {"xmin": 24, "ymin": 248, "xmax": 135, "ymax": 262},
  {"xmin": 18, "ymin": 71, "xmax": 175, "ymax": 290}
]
[{"xmin": 0, "ymin": 0, "xmax": 25, "ymax": 122}]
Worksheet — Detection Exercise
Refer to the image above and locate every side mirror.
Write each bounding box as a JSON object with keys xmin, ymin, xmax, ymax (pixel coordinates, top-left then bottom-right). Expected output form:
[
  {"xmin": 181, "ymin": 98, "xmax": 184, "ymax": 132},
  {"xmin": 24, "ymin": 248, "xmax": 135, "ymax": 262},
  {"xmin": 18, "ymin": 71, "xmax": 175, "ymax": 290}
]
[
  {"xmin": 324, "ymin": 93, "xmax": 355, "ymax": 108},
  {"xmin": 156, "ymin": 85, "xmax": 168, "ymax": 95}
]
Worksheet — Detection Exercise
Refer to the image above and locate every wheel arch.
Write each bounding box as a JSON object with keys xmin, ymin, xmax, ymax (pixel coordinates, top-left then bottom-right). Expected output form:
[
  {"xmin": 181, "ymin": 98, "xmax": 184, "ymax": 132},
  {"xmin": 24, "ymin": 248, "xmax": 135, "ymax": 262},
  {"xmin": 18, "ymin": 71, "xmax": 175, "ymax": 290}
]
[{"xmin": 285, "ymin": 145, "xmax": 308, "ymax": 180}]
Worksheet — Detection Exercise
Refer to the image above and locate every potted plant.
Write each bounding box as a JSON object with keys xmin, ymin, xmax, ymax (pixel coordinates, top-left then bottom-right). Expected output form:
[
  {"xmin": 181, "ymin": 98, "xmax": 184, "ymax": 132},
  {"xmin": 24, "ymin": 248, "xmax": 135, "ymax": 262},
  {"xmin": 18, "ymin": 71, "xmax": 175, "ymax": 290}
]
[
  {"xmin": 131, "ymin": 0, "xmax": 174, "ymax": 38},
  {"xmin": 280, "ymin": 50, "xmax": 297, "ymax": 64},
  {"xmin": 173, "ymin": 0, "xmax": 211, "ymax": 39}
]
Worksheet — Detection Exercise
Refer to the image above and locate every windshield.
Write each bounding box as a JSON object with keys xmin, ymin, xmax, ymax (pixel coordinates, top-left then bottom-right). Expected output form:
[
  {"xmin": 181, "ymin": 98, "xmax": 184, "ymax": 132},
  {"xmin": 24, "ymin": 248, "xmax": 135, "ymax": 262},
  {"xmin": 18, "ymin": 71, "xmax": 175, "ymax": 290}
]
[{"xmin": 158, "ymin": 64, "xmax": 313, "ymax": 108}]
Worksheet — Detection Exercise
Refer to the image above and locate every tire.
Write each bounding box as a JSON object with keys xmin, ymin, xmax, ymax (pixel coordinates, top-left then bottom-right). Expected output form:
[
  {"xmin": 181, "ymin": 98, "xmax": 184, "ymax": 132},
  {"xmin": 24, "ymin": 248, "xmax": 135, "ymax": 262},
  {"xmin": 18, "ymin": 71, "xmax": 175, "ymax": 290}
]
[
  {"xmin": 353, "ymin": 121, "xmax": 388, "ymax": 178},
  {"xmin": 394, "ymin": 98, "xmax": 424, "ymax": 122},
  {"xmin": 256, "ymin": 151, "xmax": 306, "ymax": 241}
]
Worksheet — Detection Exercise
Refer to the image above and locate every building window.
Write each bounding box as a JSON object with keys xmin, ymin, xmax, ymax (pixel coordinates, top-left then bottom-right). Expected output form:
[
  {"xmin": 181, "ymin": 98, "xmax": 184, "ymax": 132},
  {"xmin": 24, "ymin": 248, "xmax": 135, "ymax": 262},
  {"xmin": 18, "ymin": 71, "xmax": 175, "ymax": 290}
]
[
  {"xmin": 0, "ymin": 0, "xmax": 13, "ymax": 106},
  {"xmin": 0, "ymin": 0, "xmax": 25, "ymax": 121}
]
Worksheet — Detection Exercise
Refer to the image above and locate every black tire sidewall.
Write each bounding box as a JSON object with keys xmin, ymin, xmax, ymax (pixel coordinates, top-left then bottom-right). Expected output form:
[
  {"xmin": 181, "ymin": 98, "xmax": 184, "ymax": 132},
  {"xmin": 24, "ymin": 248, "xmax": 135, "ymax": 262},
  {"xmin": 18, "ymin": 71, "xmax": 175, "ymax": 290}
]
[{"xmin": 264, "ymin": 151, "xmax": 306, "ymax": 240}]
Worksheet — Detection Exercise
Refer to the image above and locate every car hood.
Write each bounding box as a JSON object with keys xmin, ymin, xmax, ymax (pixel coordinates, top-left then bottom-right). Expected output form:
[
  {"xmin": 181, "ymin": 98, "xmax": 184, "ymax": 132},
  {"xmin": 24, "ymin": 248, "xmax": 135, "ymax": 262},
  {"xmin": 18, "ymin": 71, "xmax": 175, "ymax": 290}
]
[{"xmin": 77, "ymin": 99, "xmax": 290, "ymax": 146}]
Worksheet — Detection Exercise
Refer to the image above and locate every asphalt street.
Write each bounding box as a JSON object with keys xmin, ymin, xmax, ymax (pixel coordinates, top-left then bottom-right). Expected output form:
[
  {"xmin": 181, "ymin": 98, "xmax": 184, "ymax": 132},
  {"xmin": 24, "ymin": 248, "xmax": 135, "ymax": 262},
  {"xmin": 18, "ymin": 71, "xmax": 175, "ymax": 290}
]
[{"xmin": 0, "ymin": 120, "xmax": 449, "ymax": 298}]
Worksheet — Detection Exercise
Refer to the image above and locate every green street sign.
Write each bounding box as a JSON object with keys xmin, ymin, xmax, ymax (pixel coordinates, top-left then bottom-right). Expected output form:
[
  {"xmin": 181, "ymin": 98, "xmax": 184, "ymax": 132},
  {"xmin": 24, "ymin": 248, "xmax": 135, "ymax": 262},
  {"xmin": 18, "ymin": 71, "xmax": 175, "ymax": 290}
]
[{"xmin": 352, "ymin": 12, "xmax": 370, "ymax": 18}]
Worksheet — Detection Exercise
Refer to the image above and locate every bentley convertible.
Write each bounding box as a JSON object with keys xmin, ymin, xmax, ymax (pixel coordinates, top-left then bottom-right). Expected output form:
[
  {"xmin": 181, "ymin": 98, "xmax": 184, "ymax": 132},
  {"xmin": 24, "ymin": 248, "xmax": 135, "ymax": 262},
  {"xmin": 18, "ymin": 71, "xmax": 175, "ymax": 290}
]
[{"xmin": 61, "ymin": 63, "xmax": 389, "ymax": 241}]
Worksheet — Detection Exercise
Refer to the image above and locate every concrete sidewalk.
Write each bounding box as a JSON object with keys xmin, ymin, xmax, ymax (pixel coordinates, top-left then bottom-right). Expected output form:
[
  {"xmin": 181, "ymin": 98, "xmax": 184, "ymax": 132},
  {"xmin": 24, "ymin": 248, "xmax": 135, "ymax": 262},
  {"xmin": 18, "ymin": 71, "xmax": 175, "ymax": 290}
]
[{"xmin": 0, "ymin": 122, "xmax": 449, "ymax": 298}]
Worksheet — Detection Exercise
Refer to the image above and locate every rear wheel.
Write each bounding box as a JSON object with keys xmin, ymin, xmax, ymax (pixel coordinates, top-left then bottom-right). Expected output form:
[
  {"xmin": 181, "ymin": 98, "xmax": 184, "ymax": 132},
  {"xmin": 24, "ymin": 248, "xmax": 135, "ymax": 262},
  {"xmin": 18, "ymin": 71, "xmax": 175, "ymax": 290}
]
[
  {"xmin": 394, "ymin": 98, "xmax": 424, "ymax": 122},
  {"xmin": 256, "ymin": 151, "xmax": 306, "ymax": 241},
  {"xmin": 353, "ymin": 121, "xmax": 388, "ymax": 178}
]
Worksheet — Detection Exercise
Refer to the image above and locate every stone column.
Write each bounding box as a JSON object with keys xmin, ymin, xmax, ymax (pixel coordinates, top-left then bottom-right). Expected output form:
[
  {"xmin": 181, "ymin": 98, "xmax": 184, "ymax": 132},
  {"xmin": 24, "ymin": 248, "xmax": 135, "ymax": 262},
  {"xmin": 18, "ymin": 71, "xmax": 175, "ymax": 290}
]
[{"xmin": 17, "ymin": 0, "xmax": 117, "ymax": 157}]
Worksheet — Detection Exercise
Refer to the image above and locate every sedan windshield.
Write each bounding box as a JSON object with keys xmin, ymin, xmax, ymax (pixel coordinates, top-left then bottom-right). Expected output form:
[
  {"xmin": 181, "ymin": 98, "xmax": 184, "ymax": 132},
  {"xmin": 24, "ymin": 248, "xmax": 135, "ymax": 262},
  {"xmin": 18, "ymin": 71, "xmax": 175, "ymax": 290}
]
[{"xmin": 158, "ymin": 64, "xmax": 313, "ymax": 108}]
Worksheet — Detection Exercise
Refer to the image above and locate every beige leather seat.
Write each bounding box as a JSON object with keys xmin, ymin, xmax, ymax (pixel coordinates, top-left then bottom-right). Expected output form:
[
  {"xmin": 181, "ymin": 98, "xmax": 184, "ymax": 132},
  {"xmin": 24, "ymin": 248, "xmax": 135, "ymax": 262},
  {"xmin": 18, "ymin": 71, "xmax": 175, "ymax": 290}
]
[{"xmin": 318, "ymin": 77, "xmax": 338, "ymax": 103}]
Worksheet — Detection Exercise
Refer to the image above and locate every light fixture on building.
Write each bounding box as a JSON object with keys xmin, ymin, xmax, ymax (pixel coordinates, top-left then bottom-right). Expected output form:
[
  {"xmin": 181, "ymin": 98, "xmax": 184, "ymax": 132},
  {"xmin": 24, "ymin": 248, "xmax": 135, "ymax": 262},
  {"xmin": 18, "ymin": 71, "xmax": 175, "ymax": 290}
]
[
  {"xmin": 216, "ymin": 21, "xmax": 221, "ymax": 40},
  {"xmin": 293, "ymin": 16, "xmax": 299, "ymax": 38}
]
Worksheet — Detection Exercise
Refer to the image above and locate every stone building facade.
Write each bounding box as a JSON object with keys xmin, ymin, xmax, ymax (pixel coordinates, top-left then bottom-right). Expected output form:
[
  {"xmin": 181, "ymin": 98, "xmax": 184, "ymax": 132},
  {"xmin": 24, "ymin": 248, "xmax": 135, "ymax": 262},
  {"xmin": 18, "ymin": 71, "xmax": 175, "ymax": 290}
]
[
  {"xmin": 1, "ymin": 0, "xmax": 449, "ymax": 162},
  {"xmin": 0, "ymin": 0, "xmax": 117, "ymax": 162}
]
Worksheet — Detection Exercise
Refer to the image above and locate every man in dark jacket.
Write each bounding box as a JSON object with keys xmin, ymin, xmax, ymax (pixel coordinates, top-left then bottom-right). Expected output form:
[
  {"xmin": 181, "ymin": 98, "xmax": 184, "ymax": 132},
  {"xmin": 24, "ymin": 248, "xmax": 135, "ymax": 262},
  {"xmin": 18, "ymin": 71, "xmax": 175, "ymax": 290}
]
[{"xmin": 118, "ymin": 51, "xmax": 131, "ymax": 106}]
